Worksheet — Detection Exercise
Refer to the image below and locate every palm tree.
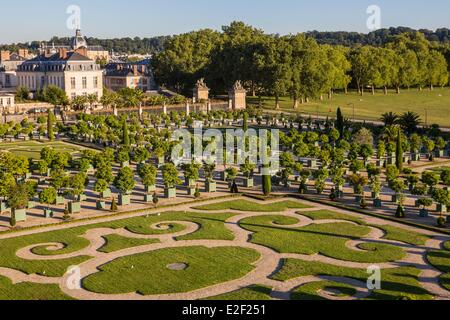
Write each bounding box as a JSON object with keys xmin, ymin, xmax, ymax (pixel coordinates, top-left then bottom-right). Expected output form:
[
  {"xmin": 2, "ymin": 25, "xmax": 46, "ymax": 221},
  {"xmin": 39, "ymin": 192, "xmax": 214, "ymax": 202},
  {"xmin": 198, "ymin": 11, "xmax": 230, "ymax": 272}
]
[
  {"xmin": 399, "ymin": 111, "xmax": 421, "ymax": 134},
  {"xmin": 380, "ymin": 112, "xmax": 399, "ymax": 127}
]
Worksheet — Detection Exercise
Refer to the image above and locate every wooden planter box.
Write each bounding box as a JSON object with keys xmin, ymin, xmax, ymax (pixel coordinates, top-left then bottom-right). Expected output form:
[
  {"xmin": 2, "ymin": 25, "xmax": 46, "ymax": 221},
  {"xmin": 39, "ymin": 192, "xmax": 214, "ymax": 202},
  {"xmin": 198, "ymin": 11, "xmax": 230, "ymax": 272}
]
[
  {"xmin": 56, "ymin": 196, "xmax": 65, "ymax": 205},
  {"xmin": 27, "ymin": 201, "xmax": 37, "ymax": 209},
  {"xmin": 205, "ymin": 180, "xmax": 217, "ymax": 193},
  {"xmin": 434, "ymin": 150, "xmax": 444, "ymax": 158},
  {"xmin": 188, "ymin": 187, "xmax": 196, "ymax": 196},
  {"xmin": 118, "ymin": 194, "xmax": 131, "ymax": 206},
  {"xmin": 0, "ymin": 201, "xmax": 8, "ymax": 212},
  {"xmin": 69, "ymin": 201, "xmax": 81, "ymax": 214},
  {"xmin": 101, "ymin": 189, "xmax": 112, "ymax": 199},
  {"xmin": 146, "ymin": 185, "xmax": 156, "ymax": 193},
  {"xmin": 387, "ymin": 157, "xmax": 396, "ymax": 165},
  {"xmin": 13, "ymin": 208, "xmax": 27, "ymax": 222},
  {"xmin": 373, "ymin": 199, "xmax": 382, "ymax": 208},
  {"xmin": 308, "ymin": 159, "xmax": 317, "ymax": 168},
  {"xmin": 419, "ymin": 209, "xmax": 429, "ymax": 218},
  {"xmin": 44, "ymin": 209, "xmax": 54, "ymax": 218},
  {"xmin": 144, "ymin": 194, "xmax": 154, "ymax": 203},
  {"xmin": 185, "ymin": 178, "xmax": 196, "ymax": 187},
  {"xmin": 157, "ymin": 156, "xmax": 165, "ymax": 168},
  {"xmin": 96, "ymin": 201, "xmax": 106, "ymax": 210},
  {"xmin": 355, "ymin": 195, "xmax": 362, "ymax": 203},
  {"xmin": 411, "ymin": 153, "xmax": 420, "ymax": 162},
  {"xmin": 219, "ymin": 171, "xmax": 228, "ymax": 182},
  {"xmin": 437, "ymin": 204, "xmax": 447, "ymax": 214},
  {"xmin": 243, "ymin": 178, "xmax": 254, "ymax": 188},
  {"xmin": 79, "ymin": 194, "xmax": 87, "ymax": 201},
  {"xmin": 164, "ymin": 187, "xmax": 177, "ymax": 199},
  {"xmin": 121, "ymin": 161, "xmax": 130, "ymax": 168},
  {"xmin": 391, "ymin": 195, "xmax": 399, "ymax": 203}
]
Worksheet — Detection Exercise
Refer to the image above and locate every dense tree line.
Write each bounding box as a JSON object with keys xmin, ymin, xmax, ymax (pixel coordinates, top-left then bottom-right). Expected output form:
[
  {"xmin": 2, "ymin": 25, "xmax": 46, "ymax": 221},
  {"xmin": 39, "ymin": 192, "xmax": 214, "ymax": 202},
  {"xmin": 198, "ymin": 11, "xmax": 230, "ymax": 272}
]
[
  {"xmin": 307, "ymin": 27, "xmax": 450, "ymax": 46},
  {"xmin": 0, "ymin": 36, "xmax": 170, "ymax": 55},
  {"xmin": 152, "ymin": 22, "xmax": 449, "ymax": 106}
]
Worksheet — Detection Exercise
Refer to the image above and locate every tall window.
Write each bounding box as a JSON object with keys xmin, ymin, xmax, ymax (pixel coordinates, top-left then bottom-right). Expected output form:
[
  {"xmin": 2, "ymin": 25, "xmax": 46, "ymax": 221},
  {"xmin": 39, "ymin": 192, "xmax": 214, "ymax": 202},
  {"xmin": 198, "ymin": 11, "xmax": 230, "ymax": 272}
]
[
  {"xmin": 93, "ymin": 76, "xmax": 98, "ymax": 88},
  {"xmin": 71, "ymin": 77, "xmax": 76, "ymax": 89},
  {"xmin": 82, "ymin": 77, "xmax": 87, "ymax": 89}
]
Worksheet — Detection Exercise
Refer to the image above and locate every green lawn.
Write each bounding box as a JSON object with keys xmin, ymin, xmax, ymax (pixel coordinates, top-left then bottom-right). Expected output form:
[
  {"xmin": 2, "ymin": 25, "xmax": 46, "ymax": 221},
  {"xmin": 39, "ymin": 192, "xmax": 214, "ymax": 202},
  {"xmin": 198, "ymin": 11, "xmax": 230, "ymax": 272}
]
[
  {"xmin": 291, "ymin": 280, "xmax": 357, "ymax": 300},
  {"xmin": 82, "ymin": 246, "xmax": 260, "ymax": 295},
  {"xmin": 98, "ymin": 234, "xmax": 160, "ymax": 254},
  {"xmin": 376, "ymin": 225, "xmax": 430, "ymax": 246},
  {"xmin": 194, "ymin": 200, "xmax": 311, "ymax": 212},
  {"xmin": 0, "ymin": 141, "xmax": 91, "ymax": 159},
  {"xmin": 427, "ymin": 249, "xmax": 450, "ymax": 291},
  {"xmin": 273, "ymin": 259, "xmax": 433, "ymax": 300},
  {"xmin": 239, "ymin": 215, "xmax": 405, "ymax": 263},
  {"xmin": 0, "ymin": 211, "xmax": 235, "ymax": 277},
  {"xmin": 298, "ymin": 210, "xmax": 365, "ymax": 224},
  {"xmin": 248, "ymin": 87, "xmax": 450, "ymax": 127},
  {"xmin": 0, "ymin": 276, "xmax": 72, "ymax": 300},
  {"xmin": 203, "ymin": 285, "xmax": 273, "ymax": 300}
]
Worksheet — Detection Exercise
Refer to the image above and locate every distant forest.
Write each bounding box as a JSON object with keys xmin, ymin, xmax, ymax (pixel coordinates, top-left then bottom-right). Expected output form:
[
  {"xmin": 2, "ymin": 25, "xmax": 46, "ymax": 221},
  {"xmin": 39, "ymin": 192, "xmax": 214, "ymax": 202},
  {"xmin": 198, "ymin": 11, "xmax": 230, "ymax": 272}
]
[{"xmin": 1, "ymin": 27, "xmax": 450, "ymax": 54}]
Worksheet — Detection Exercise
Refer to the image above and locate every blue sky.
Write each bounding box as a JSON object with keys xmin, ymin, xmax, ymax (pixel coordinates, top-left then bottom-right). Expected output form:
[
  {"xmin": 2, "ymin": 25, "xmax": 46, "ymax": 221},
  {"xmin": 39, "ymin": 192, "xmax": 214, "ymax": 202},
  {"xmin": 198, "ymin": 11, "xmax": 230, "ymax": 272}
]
[{"xmin": 1, "ymin": 0, "xmax": 450, "ymax": 44}]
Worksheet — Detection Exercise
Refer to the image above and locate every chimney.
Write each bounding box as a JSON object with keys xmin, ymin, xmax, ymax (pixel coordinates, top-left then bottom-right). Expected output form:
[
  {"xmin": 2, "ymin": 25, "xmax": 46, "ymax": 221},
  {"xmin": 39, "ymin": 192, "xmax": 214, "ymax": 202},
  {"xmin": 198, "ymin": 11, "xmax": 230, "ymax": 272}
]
[
  {"xmin": 0, "ymin": 50, "xmax": 11, "ymax": 62},
  {"xmin": 133, "ymin": 65, "xmax": 139, "ymax": 76},
  {"xmin": 18, "ymin": 49, "xmax": 29, "ymax": 59},
  {"xmin": 58, "ymin": 48, "xmax": 68, "ymax": 59}
]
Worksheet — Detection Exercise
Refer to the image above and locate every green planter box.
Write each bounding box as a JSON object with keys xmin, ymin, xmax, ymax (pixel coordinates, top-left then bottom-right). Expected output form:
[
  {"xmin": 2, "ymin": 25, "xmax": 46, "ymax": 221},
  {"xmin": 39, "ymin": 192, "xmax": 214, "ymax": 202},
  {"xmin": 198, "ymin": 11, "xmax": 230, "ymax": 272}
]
[
  {"xmin": 56, "ymin": 196, "xmax": 65, "ymax": 205},
  {"xmin": 27, "ymin": 201, "xmax": 37, "ymax": 209},
  {"xmin": 434, "ymin": 150, "xmax": 444, "ymax": 158},
  {"xmin": 146, "ymin": 185, "xmax": 156, "ymax": 193},
  {"xmin": 101, "ymin": 189, "xmax": 112, "ymax": 199},
  {"xmin": 69, "ymin": 201, "xmax": 81, "ymax": 214},
  {"xmin": 437, "ymin": 204, "xmax": 447, "ymax": 214},
  {"xmin": 373, "ymin": 199, "xmax": 382, "ymax": 208},
  {"xmin": 188, "ymin": 187, "xmax": 196, "ymax": 196},
  {"xmin": 243, "ymin": 178, "xmax": 254, "ymax": 188},
  {"xmin": 157, "ymin": 156, "xmax": 165, "ymax": 168},
  {"xmin": 79, "ymin": 194, "xmax": 87, "ymax": 201},
  {"xmin": 119, "ymin": 194, "xmax": 131, "ymax": 206},
  {"xmin": 387, "ymin": 157, "xmax": 396, "ymax": 165},
  {"xmin": 96, "ymin": 201, "xmax": 106, "ymax": 210},
  {"xmin": 419, "ymin": 209, "xmax": 429, "ymax": 218},
  {"xmin": 411, "ymin": 153, "xmax": 420, "ymax": 161},
  {"xmin": 205, "ymin": 180, "xmax": 217, "ymax": 193},
  {"xmin": 144, "ymin": 194, "xmax": 154, "ymax": 203},
  {"xmin": 185, "ymin": 178, "xmax": 196, "ymax": 187},
  {"xmin": 1, "ymin": 201, "xmax": 10, "ymax": 212},
  {"xmin": 13, "ymin": 208, "xmax": 27, "ymax": 222},
  {"xmin": 164, "ymin": 187, "xmax": 177, "ymax": 199},
  {"xmin": 308, "ymin": 159, "xmax": 317, "ymax": 168},
  {"xmin": 44, "ymin": 209, "xmax": 54, "ymax": 218},
  {"xmin": 219, "ymin": 171, "xmax": 228, "ymax": 182}
]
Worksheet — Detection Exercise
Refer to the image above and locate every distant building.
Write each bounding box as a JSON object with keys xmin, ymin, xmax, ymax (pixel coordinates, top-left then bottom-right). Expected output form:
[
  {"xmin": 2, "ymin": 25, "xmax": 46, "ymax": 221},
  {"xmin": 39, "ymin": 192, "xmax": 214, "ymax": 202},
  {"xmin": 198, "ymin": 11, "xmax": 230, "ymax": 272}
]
[
  {"xmin": 104, "ymin": 60, "xmax": 156, "ymax": 92},
  {"xmin": 0, "ymin": 93, "xmax": 15, "ymax": 113},
  {"xmin": 0, "ymin": 50, "xmax": 31, "ymax": 88},
  {"xmin": 16, "ymin": 48, "xmax": 103, "ymax": 101},
  {"xmin": 40, "ymin": 29, "xmax": 110, "ymax": 63}
]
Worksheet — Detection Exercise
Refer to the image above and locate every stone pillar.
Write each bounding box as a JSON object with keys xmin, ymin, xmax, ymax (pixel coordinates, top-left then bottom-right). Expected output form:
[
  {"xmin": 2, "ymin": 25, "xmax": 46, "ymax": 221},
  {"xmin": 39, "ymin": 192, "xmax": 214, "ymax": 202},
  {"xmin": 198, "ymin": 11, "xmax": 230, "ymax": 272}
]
[
  {"xmin": 193, "ymin": 78, "xmax": 209, "ymax": 102},
  {"xmin": 185, "ymin": 101, "xmax": 190, "ymax": 116},
  {"xmin": 228, "ymin": 80, "xmax": 246, "ymax": 110},
  {"xmin": 207, "ymin": 100, "xmax": 212, "ymax": 113},
  {"xmin": 228, "ymin": 98, "xmax": 233, "ymax": 110},
  {"xmin": 113, "ymin": 105, "xmax": 118, "ymax": 116},
  {"xmin": 138, "ymin": 104, "xmax": 143, "ymax": 118},
  {"xmin": 163, "ymin": 102, "xmax": 167, "ymax": 115}
]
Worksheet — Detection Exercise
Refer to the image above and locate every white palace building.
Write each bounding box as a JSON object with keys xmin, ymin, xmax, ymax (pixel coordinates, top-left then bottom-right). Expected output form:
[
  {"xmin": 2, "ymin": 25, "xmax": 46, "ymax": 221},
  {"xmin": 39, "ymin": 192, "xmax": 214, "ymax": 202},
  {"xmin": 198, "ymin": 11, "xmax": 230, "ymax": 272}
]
[{"xmin": 16, "ymin": 30, "xmax": 104, "ymax": 101}]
